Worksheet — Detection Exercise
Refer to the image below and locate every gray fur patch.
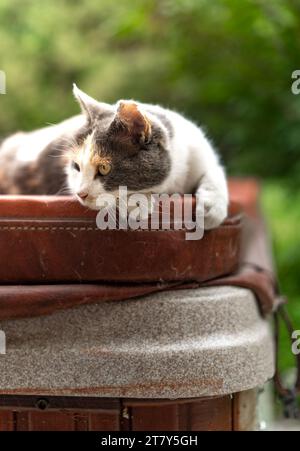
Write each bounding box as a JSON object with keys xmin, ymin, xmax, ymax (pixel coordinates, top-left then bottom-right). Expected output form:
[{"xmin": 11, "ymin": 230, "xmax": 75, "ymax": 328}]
[
  {"xmin": 93, "ymin": 119, "xmax": 171, "ymax": 192},
  {"xmin": 34, "ymin": 139, "xmax": 69, "ymax": 194},
  {"xmin": 146, "ymin": 109, "xmax": 174, "ymax": 140},
  {"xmin": 0, "ymin": 101, "xmax": 172, "ymax": 195}
]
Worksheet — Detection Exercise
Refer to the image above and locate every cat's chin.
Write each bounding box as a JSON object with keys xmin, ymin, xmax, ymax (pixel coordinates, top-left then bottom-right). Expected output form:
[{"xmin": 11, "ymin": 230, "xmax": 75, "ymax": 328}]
[{"xmin": 77, "ymin": 197, "xmax": 100, "ymax": 211}]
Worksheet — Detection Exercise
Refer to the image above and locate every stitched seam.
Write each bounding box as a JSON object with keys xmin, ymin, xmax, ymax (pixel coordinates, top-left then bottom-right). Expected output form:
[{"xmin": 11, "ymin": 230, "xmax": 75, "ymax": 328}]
[
  {"xmin": 0, "ymin": 226, "xmax": 183, "ymax": 232},
  {"xmin": 0, "ymin": 226, "xmax": 99, "ymax": 231}
]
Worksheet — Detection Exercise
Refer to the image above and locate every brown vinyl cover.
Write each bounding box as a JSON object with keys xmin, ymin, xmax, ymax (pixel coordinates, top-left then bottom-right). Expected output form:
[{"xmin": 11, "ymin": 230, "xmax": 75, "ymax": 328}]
[{"xmin": 0, "ymin": 179, "xmax": 280, "ymax": 320}]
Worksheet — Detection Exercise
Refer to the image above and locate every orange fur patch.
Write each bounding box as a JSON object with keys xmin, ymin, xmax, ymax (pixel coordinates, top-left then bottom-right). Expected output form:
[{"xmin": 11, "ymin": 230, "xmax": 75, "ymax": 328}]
[
  {"xmin": 118, "ymin": 102, "xmax": 151, "ymax": 140},
  {"xmin": 90, "ymin": 153, "xmax": 112, "ymax": 168},
  {"xmin": 75, "ymin": 134, "xmax": 112, "ymax": 173}
]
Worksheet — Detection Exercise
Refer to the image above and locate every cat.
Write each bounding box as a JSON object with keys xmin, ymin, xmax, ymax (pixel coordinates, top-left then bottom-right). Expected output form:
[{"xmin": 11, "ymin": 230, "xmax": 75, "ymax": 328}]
[{"xmin": 0, "ymin": 84, "xmax": 228, "ymax": 229}]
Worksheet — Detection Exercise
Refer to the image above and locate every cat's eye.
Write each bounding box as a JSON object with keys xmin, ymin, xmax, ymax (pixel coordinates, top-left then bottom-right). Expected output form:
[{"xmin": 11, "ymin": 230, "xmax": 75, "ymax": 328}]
[
  {"xmin": 98, "ymin": 162, "xmax": 111, "ymax": 176},
  {"xmin": 72, "ymin": 161, "xmax": 80, "ymax": 172}
]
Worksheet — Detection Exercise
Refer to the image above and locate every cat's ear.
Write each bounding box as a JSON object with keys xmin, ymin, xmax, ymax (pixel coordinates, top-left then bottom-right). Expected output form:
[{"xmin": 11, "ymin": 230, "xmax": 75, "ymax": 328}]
[
  {"xmin": 73, "ymin": 84, "xmax": 110, "ymax": 124},
  {"xmin": 111, "ymin": 101, "xmax": 152, "ymax": 145}
]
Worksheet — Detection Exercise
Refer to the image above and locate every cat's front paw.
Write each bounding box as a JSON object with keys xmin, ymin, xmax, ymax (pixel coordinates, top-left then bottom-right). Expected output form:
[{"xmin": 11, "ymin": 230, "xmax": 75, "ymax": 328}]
[{"xmin": 197, "ymin": 190, "xmax": 228, "ymax": 230}]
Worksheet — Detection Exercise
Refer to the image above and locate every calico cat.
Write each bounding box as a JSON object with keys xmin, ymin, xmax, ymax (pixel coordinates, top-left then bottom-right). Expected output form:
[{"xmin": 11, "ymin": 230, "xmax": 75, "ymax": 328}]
[{"xmin": 0, "ymin": 85, "xmax": 228, "ymax": 229}]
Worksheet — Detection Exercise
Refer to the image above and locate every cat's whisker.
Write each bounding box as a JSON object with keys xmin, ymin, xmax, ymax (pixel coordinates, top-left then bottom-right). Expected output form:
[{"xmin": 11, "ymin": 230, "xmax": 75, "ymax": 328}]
[
  {"xmin": 54, "ymin": 142, "xmax": 75, "ymax": 152},
  {"xmin": 56, "ymin": 135, "xmax": 78, "ymax": 148},
  {"xmin": 54, "ymin": 182, "xmax": 72, "ymax": 196},
  {"xmin": 48, "ymin": 154, "xmax": 69, "ymax": 159}
]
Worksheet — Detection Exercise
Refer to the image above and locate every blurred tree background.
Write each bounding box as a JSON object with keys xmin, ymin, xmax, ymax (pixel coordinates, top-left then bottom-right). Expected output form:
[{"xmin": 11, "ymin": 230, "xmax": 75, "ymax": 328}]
[
  {"xmin": 0, "ymin": 0, "xmax": 300, "ymax": 372},
  {"xmin": 1, "ymin": 0, "xmax": 300, "ymax": 179}
]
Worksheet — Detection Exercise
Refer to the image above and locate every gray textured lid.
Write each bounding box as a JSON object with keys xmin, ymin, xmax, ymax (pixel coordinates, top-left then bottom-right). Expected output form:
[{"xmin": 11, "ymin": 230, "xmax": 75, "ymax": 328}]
[{"xmin": 0, "ymin": 286, "xmax": 275, "ymax": 398}]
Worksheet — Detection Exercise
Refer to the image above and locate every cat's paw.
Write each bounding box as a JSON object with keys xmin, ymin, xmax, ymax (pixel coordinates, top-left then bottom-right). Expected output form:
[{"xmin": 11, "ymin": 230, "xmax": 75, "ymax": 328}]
[{"xmin": 197, "ymin": 190, "xmax": 228, "ymax": 230}]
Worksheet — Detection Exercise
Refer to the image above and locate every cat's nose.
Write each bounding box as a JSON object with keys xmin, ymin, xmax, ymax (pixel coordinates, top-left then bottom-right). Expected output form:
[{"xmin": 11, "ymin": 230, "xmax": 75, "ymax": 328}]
[{"xmin": 77, "ymin": 191, "xmax": 89, "ymax": 200}]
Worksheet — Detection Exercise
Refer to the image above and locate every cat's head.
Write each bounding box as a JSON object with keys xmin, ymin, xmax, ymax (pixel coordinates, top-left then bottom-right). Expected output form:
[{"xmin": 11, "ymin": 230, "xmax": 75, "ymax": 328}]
[{"xmin": 67, "ymin": 85, "xmax": 171, "ymax": 209}]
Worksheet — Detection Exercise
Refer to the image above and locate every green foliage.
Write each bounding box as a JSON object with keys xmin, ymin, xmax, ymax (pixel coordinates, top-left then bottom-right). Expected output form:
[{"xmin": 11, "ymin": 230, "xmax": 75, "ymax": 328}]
[
  {"xmin": 1, "ymin": 0, "xmax": 300, "ymax": 180},
  {"xmin": 262, "ymin": 183, "xmax": 300, "ymax": 372}
]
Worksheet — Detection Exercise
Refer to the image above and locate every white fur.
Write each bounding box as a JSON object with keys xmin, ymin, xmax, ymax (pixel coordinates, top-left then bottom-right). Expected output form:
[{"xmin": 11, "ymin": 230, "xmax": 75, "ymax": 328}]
[
  {"xmin": 1, "ymin": 88, "xmax": 228, "ymax": 229},
  {"xmin": 1, "ymin": 115, "xmax": 86, "ymax": 163},
  {"xmin": 144, "ymin": 105, "xmax": 229, "ymax": 229},
  {"xmin": 87, "ymin": 101, "xmax": 228, "ymax": 229},
  {"xmin": 66, "ymin": 132, "xmax": 109, "ymax": 210}
]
